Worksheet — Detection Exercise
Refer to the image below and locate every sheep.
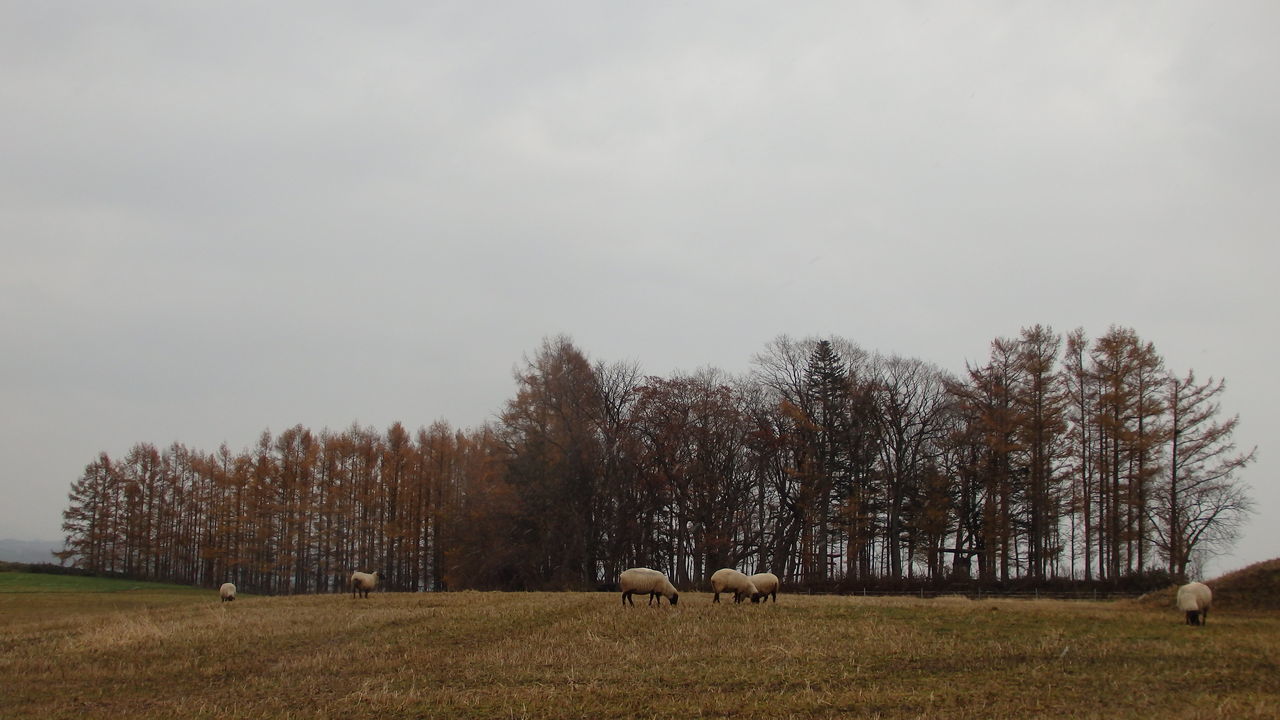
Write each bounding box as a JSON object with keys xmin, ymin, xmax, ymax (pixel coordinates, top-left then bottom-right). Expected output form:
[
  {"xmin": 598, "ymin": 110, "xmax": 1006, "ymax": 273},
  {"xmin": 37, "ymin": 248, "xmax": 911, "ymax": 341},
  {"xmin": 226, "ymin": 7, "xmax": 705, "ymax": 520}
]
[
  {"xmin": 350, "ymin": 570, "xmax": 381, "ymax": 599},
  {"xmin": 748, "ymin": 572, "xmax": 780, "ymax": 603},
  {"xmin": 1177, "ymin": 581, "xmax": 1213, "ymax": 626},
  {"xmin": 219, "ymin": 582, "xmax": 237, "ymax": 602},
  {"xmin": 619, "ymin": 567, "xmax": 679, "ymax": 606},
  {"xmin": 710, "ymin": 568, "xmax": 760, "ymax": 604}
]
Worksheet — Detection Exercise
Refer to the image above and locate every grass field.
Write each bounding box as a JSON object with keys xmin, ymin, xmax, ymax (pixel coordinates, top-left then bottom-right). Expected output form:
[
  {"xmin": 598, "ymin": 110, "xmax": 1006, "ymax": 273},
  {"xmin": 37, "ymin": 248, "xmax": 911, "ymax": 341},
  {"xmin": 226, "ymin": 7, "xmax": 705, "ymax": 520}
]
[{"xmin": 2, "ymin": 573, "xmax": 1277, "ymax": 719}]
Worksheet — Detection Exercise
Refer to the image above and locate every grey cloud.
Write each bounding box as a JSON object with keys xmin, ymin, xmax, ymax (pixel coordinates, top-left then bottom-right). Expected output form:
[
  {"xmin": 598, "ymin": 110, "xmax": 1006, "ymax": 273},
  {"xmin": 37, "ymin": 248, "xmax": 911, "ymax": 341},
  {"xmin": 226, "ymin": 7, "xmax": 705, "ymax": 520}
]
[{"xmin": 1, "ymin": 2, "xmax": 1276, "ymax": 574}]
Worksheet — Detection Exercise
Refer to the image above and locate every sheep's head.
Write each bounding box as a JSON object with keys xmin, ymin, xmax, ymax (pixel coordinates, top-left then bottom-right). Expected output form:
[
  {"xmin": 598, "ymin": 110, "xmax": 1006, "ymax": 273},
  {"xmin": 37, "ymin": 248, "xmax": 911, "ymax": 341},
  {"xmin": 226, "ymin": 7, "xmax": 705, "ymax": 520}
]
[{"xmin": 668, "ymin": 592, "xmax": 679, "ymax": 606}]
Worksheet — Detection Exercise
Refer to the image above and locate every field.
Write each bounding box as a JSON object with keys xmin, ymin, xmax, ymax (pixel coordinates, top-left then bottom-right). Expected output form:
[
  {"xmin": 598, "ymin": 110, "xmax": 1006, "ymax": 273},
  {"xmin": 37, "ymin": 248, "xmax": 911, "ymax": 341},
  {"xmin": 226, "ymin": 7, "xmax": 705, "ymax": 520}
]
[{"xmin": 2, "ymin": 574, "xmax": 1277, "ymax": 719}]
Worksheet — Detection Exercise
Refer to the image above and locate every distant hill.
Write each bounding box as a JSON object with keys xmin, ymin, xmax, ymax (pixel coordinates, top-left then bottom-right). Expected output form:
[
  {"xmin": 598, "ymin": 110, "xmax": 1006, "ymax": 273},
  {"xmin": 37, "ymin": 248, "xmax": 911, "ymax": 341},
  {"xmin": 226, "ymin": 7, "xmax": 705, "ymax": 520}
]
[
  {"xmin": 1204, "ymin": 558, "xmax": 1280, "ymax": 610},
  {"xmin": 0, "ymin": 539, "xmax": 64, "ymax": 564},
  {"xmin": 1136, "ymin": 558, "xmax": 1280, "ymax": 611}
]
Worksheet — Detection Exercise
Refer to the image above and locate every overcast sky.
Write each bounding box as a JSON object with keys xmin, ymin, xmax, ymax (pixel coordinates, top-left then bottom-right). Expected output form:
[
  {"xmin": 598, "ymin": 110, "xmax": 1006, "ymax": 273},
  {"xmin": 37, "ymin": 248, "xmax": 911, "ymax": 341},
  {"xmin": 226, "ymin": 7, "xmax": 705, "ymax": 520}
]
[{"xmin": 3, "ymin": 2, "xmax": 1276, "ymax": 576}]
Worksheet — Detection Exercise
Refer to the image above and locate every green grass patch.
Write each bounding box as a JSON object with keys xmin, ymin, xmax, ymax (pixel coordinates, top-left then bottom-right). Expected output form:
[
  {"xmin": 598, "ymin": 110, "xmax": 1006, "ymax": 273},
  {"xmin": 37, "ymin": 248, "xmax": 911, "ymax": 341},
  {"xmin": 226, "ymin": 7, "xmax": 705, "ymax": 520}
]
[{"xmin": 0, "ymin": 571, "xmax": 206, "ymax": 594}]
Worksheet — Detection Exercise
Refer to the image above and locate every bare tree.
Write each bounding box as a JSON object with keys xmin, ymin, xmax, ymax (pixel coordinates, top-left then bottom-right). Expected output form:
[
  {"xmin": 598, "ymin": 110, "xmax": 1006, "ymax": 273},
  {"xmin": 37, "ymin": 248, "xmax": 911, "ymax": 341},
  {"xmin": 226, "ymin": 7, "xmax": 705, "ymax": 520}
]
[{"xmin": 1149, "ymin": 371, "xmax": 1255, "ymax": 579}]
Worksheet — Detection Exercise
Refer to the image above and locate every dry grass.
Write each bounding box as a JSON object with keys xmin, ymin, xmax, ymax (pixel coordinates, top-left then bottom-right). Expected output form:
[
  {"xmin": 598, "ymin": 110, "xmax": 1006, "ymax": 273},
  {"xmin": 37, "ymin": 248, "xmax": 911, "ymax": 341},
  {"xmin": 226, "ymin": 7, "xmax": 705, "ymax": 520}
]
[
  {"xmin": 2, "ymin": 580, "xmax": 1278, "ymax": 719},
  {"xmin": 1135, "ymin": 558, "xmax": 1280, "ymax": 613}
]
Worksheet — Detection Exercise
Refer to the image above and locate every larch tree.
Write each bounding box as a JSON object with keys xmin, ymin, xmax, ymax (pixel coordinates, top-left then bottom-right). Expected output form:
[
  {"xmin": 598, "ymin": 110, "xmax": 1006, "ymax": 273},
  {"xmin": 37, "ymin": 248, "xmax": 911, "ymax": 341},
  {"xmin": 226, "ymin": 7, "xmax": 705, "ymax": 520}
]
[
  {"xmin": 58, "ymin": 453, "xmax": 119, "ymax": 572},
  {"xmin": 1015, "ymin": 325, "xmax": 1068, "ymax": 581},
  {"xmin": 950, "ymin": 338, "xmax": 1023, "ymax": 583},
  {"xmin": 1061, "ymin": 328, "xmax": 1097, "ymax": 579},
  {"xmin": 57, "ymin": 329, "xmax": 1254, "ymax": 593}
]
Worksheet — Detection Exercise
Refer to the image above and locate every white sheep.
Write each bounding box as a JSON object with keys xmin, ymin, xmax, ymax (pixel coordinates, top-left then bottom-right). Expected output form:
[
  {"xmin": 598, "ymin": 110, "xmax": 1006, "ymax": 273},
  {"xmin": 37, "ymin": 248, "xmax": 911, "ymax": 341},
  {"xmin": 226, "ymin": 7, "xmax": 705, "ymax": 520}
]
[
  {"xmin": 219, "ymin": 582, "xmax": 237, "ymax": 602},
  {"xmin": 1177, "ymin": 581, "xmax": 1213, "ymax": 626},
  {"xmin": 710, "ymin": 568, "xmax": 760, "ymax": 604},
  {"xmin": 350, "ymin": 570, "xmax": 381, "ymax": 599},
  {"xmin": 748, "ymin": 572, "xmax": 780, "ymax": 603},
  {"xmin": 619, "ymin": 567, "xmax": 679, "ymax": 606}
]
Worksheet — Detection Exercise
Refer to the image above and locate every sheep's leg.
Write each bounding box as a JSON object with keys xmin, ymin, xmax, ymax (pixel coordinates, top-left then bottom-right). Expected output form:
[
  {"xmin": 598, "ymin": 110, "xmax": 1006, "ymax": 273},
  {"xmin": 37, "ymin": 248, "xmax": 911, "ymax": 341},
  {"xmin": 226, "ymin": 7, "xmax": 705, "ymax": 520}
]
[
  {"xmin": 713, "ymin": 591, "xmax": 720, "ymax": 604},
  {"xmin": 622, "ymin": 591, "xmax": 632, "ymax": 606}
]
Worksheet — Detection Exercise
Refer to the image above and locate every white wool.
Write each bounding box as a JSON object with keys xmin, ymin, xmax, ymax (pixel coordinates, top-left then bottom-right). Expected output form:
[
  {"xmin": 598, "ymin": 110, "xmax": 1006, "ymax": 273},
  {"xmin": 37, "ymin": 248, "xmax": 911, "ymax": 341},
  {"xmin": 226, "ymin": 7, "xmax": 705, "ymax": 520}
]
[
  {"xmin": 219, "ymin": 582, "xmax": 237, "ymax": 601},
  {"xmin": 351, "ymin": 571, "xmax": 381, "ymax": 599},
  {"xmin": 1177, "ymin": 582, "xmax": 1211, "ymax": 611},
  {"xmin": 1177, "ymin": 581, "xmax": 1212, "ymax": 625},
  {"xmin": 710, "ymin": 568, "xmax": 760, "ymax": 604},
  {"xmin": 619, "ymin": 567, "xmax": 679, "ymax": 606},
  {"xmin": 748, "ymin": 572, "xmax": 780, "ymax": 602}
]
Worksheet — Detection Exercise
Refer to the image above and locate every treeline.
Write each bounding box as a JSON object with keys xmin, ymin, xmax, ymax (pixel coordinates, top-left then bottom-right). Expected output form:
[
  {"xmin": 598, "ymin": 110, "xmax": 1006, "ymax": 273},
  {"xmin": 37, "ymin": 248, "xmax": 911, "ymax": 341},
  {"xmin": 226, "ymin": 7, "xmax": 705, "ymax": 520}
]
[{"xmin": 59, "ymin": 326, "xmax": 1255, "ymax": 595}]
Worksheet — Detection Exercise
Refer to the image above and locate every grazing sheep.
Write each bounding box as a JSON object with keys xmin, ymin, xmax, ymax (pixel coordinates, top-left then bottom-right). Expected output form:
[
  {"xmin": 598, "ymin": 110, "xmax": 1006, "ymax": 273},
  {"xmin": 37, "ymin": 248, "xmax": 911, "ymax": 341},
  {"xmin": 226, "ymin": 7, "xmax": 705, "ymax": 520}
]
[
  {"xmin": 748, "ymin": 572, "xmax": 780, "ymax": 603},
  {"xmin": 619, "ymin": 567, "xmax": 679, "ymax": 606},
  {"xmin": 1177, "ymin": 581, "xmax": 1213, "ymax": 626},
  {"xmin": 350, "ymin": 571, "xmax": 381, "ymax": 599},
  {"xmin": 710, "ymin": 568, "xmax": 760, "ymax": 604},
  {"xmin": 219, "ymin": 582, "xmax": 237, "ymax": 602}
]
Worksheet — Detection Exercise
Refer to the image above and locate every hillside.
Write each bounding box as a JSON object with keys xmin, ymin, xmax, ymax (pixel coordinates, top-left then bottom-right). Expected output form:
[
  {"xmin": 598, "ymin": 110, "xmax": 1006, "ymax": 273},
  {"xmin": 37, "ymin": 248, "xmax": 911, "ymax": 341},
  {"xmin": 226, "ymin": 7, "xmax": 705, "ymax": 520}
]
[
  {"xmin": 1206, "ymin": 558, "xmax": 1280, "ymax": 610},
  {"xmin": 1137, "ymin": 558, "xmax": 1280, "ymax": 611}
]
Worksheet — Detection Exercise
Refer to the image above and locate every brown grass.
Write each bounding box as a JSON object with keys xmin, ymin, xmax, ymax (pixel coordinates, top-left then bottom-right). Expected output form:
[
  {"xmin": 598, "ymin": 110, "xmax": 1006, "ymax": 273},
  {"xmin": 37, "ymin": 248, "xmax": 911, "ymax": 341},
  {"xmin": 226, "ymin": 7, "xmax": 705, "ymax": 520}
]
[
  {"xmin": 1135, "ymin": 558, "xmax": 1280, "ymax": 612},
  {"xmin": 2, "ymin": 585, "xmax": 1278, "ymax": 719},
  {"xmin": 1206, "ymin": 559, "xmax": 1280, "ymax": 611}
]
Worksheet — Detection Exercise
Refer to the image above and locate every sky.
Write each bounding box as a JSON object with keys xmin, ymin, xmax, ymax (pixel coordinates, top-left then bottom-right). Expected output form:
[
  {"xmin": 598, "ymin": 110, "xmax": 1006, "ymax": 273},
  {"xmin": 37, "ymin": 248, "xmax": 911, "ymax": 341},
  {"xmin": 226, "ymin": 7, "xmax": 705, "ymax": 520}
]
[{"xmin": 2, "ymin": 2, "xmax": 1276, "ymax": 577}]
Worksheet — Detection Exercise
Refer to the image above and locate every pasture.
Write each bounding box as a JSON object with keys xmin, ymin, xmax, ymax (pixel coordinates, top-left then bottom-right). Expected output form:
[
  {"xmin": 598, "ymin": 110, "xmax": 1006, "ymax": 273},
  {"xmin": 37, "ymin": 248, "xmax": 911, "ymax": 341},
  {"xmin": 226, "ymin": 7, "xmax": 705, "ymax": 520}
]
[{"xmin": 1, "ymin": 574, "xmax": 1277, "ymax": 719}]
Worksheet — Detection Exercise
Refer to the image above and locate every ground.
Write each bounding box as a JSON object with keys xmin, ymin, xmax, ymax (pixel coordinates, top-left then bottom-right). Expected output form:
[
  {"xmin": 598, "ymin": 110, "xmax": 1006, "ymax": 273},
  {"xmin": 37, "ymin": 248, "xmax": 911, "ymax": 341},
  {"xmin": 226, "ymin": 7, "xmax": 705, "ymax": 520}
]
[{"xmin": 2, "ymin": 576, "xmax": 1277, "ymax": 719}]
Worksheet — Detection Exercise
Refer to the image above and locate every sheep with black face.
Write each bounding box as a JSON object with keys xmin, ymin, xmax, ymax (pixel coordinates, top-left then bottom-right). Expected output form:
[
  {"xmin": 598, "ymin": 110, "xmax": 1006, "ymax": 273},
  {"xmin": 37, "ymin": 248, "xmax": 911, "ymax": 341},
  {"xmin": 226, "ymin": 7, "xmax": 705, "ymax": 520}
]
[
  {"xmin": 710, "ymin": 568, "xmax": 760, "ymax": 604},
  {"xmin": 748, "ymin": 572, "xmax": 779, "ymax": 603},
  {"xmin": 350, "ymin": 571, "xmax": 381, "ymax": 599},
  {"xmin": 1177, "ymin": 582, "xmax": 1213, "ymax": 626},
  {"xmin": 619, "ymin": 567, "xmax": 679, "ymax": 606}
]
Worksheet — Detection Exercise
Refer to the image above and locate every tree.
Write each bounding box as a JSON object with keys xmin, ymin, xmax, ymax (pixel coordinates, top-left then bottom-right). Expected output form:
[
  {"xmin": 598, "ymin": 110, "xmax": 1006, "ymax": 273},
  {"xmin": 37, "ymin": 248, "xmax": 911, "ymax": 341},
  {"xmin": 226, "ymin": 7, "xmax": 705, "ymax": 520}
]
[
  {"xmin": 57, "ymin": 328, "xmax": 1254, "ymax": 593},
  {"xmin": 498, "ymin": 336, "xmax": 607, "ymax": 589},
  {"xmin": 1014, "ymin": 325, "xmax": 1068, "ymax": 581},
  {"xmin": 869, "ymin": 354, "xmax": 954, "ymax": 579},
  {"xmin": 949, "ymin": 338, "xmax": 1022, "ymax": 583},
  {"xmin": 631, "ymin": 369, "xmax": 754, "ymax": 587},
  {"xmin": 1090, "ymin": 327, "xmax": 1166, "ymax": 578},
  {"xmin": 1149, "ymin": 371, "xmax": 1255, "ymax": 578},
  {"xmin": 750, "ymin": 335, "xmax": 876, "ymax": 584},
  {"xmin": 1061, "ymin": 328, "xmax": 1097, "ymax": 580},
  {"xmin": 58, "ymin": 454, "xmax": 120, "ymax": 572}
]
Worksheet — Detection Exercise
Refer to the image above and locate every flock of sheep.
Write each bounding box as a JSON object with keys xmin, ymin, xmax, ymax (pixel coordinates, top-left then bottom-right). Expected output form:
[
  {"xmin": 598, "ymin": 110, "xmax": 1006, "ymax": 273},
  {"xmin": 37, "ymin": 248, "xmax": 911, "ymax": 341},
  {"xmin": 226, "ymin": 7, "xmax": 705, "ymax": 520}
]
[
  {"xmin": 213, "ymin": 569, "xmax": 1215, "ymax": 626},
  {"xmin": 617, "ymin": 567, "xmax": 779, "ymax": 606}
]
